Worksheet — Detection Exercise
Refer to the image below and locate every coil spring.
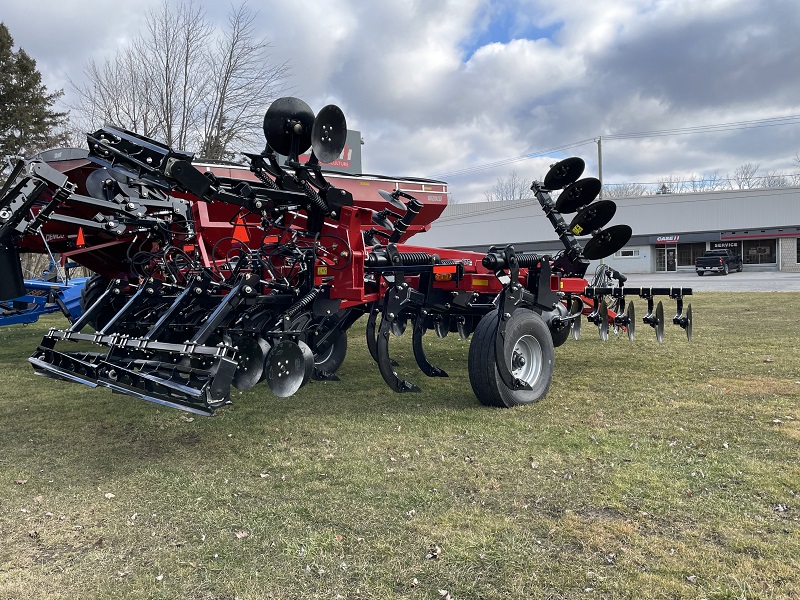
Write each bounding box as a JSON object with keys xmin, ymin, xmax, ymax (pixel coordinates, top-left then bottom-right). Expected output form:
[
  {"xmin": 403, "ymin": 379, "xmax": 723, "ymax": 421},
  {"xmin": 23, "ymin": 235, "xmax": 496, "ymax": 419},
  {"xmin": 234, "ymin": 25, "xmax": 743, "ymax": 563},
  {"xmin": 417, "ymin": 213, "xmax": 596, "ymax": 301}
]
[
  {"xmin": 253, "ymin": 168, "xmax": 279, "ymax": 190},
  {"xmin": 285, "ymin": 287, "xmax": 320, "ymax": 319},
  {"xmin": 515, "ymin": 253, "xmax": 540, "ymax": 268},
  {"xmin": 398, "ymin": 252, "xmax": 434, "ymax": 266},
  {"xmin": 300, "ymin": 180, "xmax": 331, "ymax": 216}
]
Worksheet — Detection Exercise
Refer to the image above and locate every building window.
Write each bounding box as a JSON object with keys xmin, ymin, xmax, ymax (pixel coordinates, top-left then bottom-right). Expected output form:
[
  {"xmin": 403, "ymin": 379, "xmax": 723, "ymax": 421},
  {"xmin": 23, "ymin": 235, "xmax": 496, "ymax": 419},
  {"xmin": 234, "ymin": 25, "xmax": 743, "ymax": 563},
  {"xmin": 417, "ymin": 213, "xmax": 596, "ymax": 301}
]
[
  {"xmin": 613, "ymin": 248, "xmax": 640, "ymax": 258},
  {"xmin": 677, "ymin": 243, "xmax": 706, "ymax": 266},
  {"xmin": 743, "ymin": 239, "xmax": 776, "ymax": 264}
]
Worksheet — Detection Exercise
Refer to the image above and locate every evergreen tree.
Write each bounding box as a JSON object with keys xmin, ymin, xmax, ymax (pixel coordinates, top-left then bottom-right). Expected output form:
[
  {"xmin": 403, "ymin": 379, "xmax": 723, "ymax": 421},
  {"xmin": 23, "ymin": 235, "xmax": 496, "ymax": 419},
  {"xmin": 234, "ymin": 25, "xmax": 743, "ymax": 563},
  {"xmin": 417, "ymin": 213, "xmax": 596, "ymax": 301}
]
[{"xmin": 0, "ymin": 22, "xmax": 68, "ymax": 173}]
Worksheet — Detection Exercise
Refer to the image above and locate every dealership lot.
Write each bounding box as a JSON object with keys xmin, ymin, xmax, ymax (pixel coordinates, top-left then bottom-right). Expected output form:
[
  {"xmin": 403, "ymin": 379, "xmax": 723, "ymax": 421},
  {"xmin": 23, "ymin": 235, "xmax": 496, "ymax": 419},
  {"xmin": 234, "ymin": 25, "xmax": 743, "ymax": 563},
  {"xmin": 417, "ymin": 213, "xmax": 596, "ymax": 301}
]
[{"xmin": 625, "ymin": 269, "xmax": 800, "ymax": 292}]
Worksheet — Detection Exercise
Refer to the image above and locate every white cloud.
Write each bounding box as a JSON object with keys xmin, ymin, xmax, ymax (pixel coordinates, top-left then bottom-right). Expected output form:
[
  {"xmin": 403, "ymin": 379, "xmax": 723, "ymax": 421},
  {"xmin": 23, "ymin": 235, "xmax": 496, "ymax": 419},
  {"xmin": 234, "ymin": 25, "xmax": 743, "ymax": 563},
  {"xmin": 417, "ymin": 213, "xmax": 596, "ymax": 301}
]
[{"xmin": 2, "ymin": 0, "xmax": 799, "ymax": 200}]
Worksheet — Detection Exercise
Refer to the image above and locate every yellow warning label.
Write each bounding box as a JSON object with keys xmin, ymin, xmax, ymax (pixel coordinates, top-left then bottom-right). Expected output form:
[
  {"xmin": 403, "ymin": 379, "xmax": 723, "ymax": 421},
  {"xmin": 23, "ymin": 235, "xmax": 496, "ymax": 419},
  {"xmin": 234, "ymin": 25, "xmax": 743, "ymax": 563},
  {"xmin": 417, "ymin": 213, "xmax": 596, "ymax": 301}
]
[
  {"xmin": 572, "ymin": 224, "xmax": 583, "ymax": 235},
  {"xmin": 473, "ymin": 278, "xmax": 489, "ymax": 286},
  {"xmin": 317, "ymin": 266, "xmax": 328, "ymax": 276}
]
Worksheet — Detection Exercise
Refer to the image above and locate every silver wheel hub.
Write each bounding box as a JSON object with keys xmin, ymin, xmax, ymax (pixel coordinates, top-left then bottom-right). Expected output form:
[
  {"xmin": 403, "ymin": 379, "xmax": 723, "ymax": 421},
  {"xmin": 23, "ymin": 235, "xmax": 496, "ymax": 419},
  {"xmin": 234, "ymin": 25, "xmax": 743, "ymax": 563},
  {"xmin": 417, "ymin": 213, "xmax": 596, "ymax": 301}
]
[{"xmin": 510, "ymin": 334, "xmax": 542, "ymax": 385}]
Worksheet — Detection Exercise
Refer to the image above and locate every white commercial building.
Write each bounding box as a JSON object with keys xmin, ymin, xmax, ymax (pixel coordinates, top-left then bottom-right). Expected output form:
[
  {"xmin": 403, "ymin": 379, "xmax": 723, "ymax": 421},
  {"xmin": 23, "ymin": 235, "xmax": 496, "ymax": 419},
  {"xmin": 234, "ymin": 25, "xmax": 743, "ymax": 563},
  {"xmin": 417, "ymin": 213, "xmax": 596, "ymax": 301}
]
[{"xmin": 412, "ymin": 186, "xmax": 800, "ymax": 273}]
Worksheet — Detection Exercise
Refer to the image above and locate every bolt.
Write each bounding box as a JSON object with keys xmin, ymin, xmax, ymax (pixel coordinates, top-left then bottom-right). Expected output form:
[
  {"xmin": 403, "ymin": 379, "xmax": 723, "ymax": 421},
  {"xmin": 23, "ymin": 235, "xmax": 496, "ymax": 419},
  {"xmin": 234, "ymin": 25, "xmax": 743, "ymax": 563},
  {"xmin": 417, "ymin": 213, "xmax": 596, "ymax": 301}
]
[
  {"xmin": 243, "ymin": 286, "xmax": 253, "ymax": 294},
  {"xmin": 254, "ymin": 200, "xmax": 263, "ymax": 209},
  {"xmin": 126, "ymin": 202, "xmax": 135, "ymax": 210},
  {"xmin": 504, "ymin": 312, "xmax": 511, "ymax": 318},
  {"xmin": 194, "ymin": 287, "xmax": 202, "ymax": 294},
  {"xmin": 388, "ymin": 312, "xmax": 396, "ymax": 319}
]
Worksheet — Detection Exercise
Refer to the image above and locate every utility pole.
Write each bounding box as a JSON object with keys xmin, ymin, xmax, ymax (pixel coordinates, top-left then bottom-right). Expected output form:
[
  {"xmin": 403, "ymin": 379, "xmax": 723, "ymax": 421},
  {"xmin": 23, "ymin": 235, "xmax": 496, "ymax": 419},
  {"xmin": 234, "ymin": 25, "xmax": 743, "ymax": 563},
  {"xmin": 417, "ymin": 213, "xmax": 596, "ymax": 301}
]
[{"xmin": 596, "ymin": 136, "xmax": 603, "ymax": 199}]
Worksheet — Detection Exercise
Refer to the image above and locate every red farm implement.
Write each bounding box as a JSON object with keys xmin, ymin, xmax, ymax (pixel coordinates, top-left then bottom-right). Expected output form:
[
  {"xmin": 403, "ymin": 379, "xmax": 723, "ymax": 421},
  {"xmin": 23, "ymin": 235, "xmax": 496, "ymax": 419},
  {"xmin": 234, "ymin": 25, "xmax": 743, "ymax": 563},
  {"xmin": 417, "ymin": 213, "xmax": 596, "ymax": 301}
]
[{"xmin": 0, "ymin": 98, "xmax": 692, "ymax": 415}]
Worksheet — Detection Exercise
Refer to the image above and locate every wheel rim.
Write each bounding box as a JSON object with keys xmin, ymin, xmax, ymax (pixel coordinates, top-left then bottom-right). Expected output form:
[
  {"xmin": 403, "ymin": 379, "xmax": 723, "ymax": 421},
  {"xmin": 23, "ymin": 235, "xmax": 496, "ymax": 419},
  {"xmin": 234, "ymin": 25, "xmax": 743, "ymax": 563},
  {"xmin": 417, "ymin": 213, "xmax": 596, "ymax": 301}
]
[{"xmin": 510, "ymin": 334, "xmax": 543, "ymax": 386}]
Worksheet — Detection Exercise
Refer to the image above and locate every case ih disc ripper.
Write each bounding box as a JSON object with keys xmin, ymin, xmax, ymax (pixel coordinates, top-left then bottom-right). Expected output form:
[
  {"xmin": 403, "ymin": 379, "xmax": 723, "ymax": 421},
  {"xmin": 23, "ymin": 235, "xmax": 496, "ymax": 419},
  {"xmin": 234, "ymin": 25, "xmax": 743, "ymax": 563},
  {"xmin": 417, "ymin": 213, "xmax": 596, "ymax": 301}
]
[{"xmin": 0, "ymin": 98, "xmax": 692, "ymax": 415}]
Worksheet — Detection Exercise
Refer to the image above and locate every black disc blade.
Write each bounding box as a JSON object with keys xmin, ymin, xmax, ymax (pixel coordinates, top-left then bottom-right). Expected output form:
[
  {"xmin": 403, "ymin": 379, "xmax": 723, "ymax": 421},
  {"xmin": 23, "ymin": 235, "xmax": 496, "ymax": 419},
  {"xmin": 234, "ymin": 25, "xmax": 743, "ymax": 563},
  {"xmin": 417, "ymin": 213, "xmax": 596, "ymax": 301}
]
[
  {"xmin": 555, "ymin": 177, "xmax": 602, "ymax": 214},
  {"xmin": 655, "ymin": 301, "xmax": 664, "ymax": 343},
  {"xmin": 85, "ymin": 169, "xmax": 114, "ymax": 200},
  {"xmin": 263, "ymin": 97, "xmax": 315, "ymax": 156},
  {"xmin": 569, "ymin": 199, "xmax": 616, "ymax": 236},
  {"xmin": 390, "ymin": 316, "xmax": 407, "ymax": 337},
  {"xmin": 434, "ymin": 316, "xmax": 449, "ymax": 339},
  {"xmin": 311, "ymin": 104, "xmax": 347, "ymax": 163},
  {"xmin": 598, "ymin": 299, "xmax": 609, "ymax": 341},
  {"xmin": 626, "ymin": 300, "xmax": 635, "ymax": 342},
  {"xmin": 379, "ymin": 189, "xmax": 406, "ymax": 211},
  {"xmin": 543, "ymin": 157, "xmax": 585, "ymax": 190},
  {"xmin": 583, "ymin": 224, "xmax": 633, "ymax": 260},
  {"xmin": 265, "ymin": 339, "xmax": 314, "ymax": 398},
  {"xmin": 232, "ymin": 336, "xmax": 270, "ymax": 391},
  {"xmin": 685, "ymin": 303, "xmax": 692, "ymax": 342},
  {"xmin": 372, "ymin": 211, "xmax": 395, "ymax": 231}
]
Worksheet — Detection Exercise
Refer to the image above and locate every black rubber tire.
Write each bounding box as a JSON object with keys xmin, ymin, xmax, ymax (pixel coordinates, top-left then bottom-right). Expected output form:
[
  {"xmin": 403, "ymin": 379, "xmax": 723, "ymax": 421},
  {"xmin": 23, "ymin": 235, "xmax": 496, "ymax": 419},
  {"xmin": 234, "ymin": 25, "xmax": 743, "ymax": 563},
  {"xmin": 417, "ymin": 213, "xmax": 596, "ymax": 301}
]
[
  {"xmin": 79, "ymin": 274, "xmax": 124, "ymax": 331},
  {"xmin": 722, "ymin": 263, "xmax": 729, "ymax": 275},
  {"xmin": 696, "ymin": 271, "xmax": 704, "ymax": 276},
  {"xmin": 737, "ymin": 264, "xmax": 743, "ymax": 272},
  {"xmin": 468, "ymin": 309, "xmax": 555, "ymax": 408},
  {"xmin": 314, "ymin": 331, "xmax": 348, "ymax": 374}
]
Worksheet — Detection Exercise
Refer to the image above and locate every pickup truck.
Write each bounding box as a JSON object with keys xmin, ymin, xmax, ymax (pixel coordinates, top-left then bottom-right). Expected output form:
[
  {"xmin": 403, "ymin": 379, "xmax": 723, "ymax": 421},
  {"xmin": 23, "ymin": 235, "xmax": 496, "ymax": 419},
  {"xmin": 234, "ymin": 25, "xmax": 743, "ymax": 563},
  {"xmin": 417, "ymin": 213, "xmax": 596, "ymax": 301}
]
[{"xmin": 695, "ymin": 249, "xmax": 742, "ymax": 275}]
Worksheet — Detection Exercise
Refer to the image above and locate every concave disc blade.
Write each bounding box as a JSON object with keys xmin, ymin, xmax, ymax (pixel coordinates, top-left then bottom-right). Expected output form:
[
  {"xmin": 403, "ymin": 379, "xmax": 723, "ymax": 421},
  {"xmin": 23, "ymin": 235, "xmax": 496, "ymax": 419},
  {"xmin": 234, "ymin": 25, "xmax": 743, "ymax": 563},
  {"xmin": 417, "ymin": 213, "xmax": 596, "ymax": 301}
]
[
  {"xmin": 555, "ymin": 177, "xmax": 602, "ymax": 214},
  {"xmin": 626, "ymin": 300, "xmax": 635, "ymax": 342},
  {"xmin": 598, "ymin": 299, "xmax": 609, "ymax": 341},
  {"xmin": 390, "ymin": 316, "xmax": 407, "ymax": 337},
  {"xmin": 543, "ymin": 157, "xmax": 585, "ymax": 190},
  {"xmin": 685, "ymin": 303, "xmax": 692, "ymax": 342},
  {"xmin": 231, "ymin": 336, "xmax": 270, "ymax": 391},
  {"xmin": 583, "ymin": 224, "xmax": 633, "ymax": 260},
  {"xmin": 655, "ymin": 301, "xmax": 664, "ymax": 343},
  {"xmin": 85, "ymin": 168, "xmax": 114, "ymax": 200},
  {"xmin": 379, "ymin": 189, "xmax": 406, "ymax": 211},
  {"xmin": 263, "ymin": 97, "xmax": 315, "ymax": 156},
  {"xmin": 569, "ymin": 297, "xmax": 582, "ymax": 340},
  {"xmin": 434, "ymin": 316, "xmax": 449, "ymax": 339},
  {"xmin": 265, "ymin": 339, "xmax": 314, "ymax": 398},
  {"xmin": 372, "ymin": 211, "xmax": 395, "ymax": 231},
  {"xmin": 311, "ymin": 104, "xmax": 347, "ymax": 163},
  {"xmin": 569, "ymin": 199, "xmax": 616, "ymax": 236}
]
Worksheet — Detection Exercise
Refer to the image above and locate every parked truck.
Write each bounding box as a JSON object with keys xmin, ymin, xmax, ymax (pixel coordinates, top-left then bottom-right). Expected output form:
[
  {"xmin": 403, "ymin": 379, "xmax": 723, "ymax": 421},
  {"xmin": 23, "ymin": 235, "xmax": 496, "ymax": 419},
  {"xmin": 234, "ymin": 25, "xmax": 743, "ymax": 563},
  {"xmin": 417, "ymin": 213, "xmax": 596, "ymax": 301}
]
[{"xmin": 695, "ymin": 249, "xmax": 742, "ymax": 275}]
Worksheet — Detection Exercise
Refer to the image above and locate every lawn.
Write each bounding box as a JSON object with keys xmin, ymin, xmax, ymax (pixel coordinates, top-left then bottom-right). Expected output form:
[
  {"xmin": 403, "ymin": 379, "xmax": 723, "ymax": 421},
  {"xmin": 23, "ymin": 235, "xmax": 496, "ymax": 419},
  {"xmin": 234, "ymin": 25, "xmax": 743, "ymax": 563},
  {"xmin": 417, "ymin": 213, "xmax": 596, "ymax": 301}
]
[{"xmin": 0, "ymin": 292, "xmax": 798, "ymax": 599}]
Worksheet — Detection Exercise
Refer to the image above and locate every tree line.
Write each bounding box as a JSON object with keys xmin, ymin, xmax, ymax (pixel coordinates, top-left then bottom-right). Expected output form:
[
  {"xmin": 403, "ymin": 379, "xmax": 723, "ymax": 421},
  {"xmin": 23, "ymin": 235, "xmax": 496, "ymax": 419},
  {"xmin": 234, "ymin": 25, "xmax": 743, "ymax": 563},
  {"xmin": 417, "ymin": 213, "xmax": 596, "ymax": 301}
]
[{"xmin": 484, "ymin": 160, "xmax": 800, "ymax": 203}]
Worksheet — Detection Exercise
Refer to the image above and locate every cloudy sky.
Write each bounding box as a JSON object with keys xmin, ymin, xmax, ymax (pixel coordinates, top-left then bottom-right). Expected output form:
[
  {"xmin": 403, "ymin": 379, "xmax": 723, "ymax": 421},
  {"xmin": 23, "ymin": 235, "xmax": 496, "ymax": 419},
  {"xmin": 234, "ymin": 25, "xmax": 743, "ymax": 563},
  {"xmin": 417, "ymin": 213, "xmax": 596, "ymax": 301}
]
[{"xmin": 3, "ymin": 0, "xmax": 800, "ymax": 203}]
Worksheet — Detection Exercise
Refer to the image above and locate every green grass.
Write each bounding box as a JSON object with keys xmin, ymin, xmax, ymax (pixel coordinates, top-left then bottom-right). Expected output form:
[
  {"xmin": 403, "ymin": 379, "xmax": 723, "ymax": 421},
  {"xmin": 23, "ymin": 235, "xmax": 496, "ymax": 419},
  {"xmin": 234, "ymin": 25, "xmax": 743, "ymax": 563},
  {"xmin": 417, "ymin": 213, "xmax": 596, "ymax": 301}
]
[{"xmin": 1, "ymin": 292, "xmax": 799, "ymax": 599}]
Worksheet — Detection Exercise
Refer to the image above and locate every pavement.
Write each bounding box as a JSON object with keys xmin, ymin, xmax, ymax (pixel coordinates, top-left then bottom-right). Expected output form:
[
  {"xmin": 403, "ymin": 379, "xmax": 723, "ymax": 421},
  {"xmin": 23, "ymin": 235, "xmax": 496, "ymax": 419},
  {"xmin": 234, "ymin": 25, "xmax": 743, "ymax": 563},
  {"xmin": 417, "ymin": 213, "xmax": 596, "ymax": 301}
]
[{"xmin": 622, "ymin": 270, "xmax": 800, "ymax": 292}]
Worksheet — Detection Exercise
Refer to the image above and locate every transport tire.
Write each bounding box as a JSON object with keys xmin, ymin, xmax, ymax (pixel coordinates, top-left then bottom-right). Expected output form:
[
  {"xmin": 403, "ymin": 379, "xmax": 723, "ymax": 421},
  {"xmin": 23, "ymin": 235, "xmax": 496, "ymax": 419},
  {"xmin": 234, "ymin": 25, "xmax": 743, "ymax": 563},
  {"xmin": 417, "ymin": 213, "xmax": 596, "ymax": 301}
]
[
  {"xmin": 696, "ymin": 271, "xmax": 704, "ymax": 276},
  {"xmin": 722, "ymin": 263, "xmax": 729, "ymax": 275},
  {"xmin": 468, "ymin": 309, "xmax": 555, "ymax": 408}
]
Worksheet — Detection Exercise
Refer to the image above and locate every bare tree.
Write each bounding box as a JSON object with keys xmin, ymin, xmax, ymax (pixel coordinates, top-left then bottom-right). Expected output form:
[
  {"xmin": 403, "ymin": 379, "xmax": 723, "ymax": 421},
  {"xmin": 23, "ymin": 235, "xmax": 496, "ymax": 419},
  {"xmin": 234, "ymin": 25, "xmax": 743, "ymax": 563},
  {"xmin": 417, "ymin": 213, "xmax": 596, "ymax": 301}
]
[
  {"xmin": 69, "ymin": 1, "xmax": 290, "ymax": 159},
  {"xmin": 199, "ymin": 4, "xmax": 291, "ymax": 160},
  {"xmin": 484, "ymin": 170, "xmax": 534, "ymax": 202},
  {"xmin": 601, "ymin": 182, "xmax": 649, "ymax": 198},
  {"xmin": 761, "ymin": 170, "xmax": 790, "ymax": 188},
  {"xmin": 143, "ymin": 0, "xmax": 211, "ymax": 150},
  {"xmin": 732, "ymin": 163, "xmax": 760, "ymax": 189}
]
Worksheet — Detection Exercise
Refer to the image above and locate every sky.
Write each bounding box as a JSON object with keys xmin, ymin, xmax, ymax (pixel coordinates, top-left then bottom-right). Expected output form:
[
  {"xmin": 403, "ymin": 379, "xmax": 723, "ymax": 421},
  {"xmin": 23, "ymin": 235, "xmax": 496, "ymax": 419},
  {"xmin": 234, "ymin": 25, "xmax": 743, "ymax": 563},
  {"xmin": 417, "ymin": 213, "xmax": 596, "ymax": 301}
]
[{"xmin": 3, "ymin": 0, "xmax": 800, "ymax": 203}]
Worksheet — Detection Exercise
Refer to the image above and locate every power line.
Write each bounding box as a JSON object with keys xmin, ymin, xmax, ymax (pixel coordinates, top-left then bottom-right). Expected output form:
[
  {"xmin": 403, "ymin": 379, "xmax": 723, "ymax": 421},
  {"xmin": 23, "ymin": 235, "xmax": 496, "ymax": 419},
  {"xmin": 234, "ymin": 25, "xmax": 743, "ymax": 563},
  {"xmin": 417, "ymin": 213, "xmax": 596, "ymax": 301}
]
[
  {"xmin": 431, "ymin": 138, "xmax": 595, "ymax": 179},
  {"xmin": 432, "ymin": 114, "xmax": 800, "ymax": 179},
  {"xmin": 604, "ymin": 114, "xmax": 800, "ymax": 140}
]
